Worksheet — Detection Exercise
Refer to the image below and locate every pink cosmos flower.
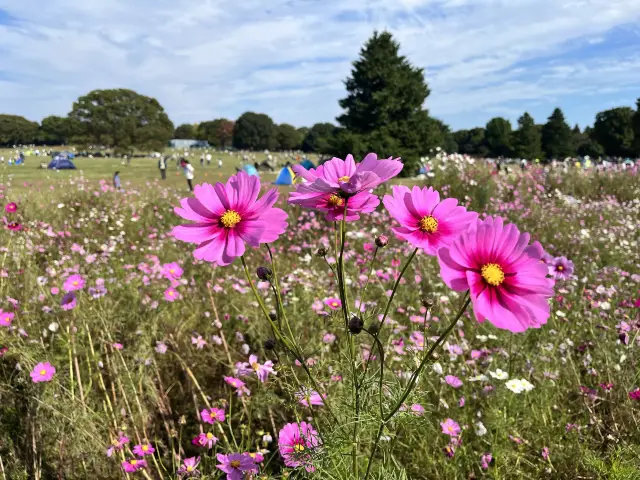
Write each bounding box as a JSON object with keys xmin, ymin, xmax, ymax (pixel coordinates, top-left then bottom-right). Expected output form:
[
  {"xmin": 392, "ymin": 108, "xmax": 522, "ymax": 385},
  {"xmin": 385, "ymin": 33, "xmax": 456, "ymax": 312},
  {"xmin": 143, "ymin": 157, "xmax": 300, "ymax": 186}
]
[
  {"xmin": 133, "ymin": 443, "xmax": 155, "ymax": 456},
  {"xmin": 162, "ymin": 262, "xmax": 183, "ymax": 279},
  {"xmin": 236, "ymin": 355, "xmax": 276, "ymax": 383},
  {"xmin": 0, "ymin": 310, "xmax": 14, "ymax": 327},
  {"xmin": 201, "ymin": 407, "xmax": 226, "ymax": 424},
  {"xmin": 291, "ymin": 153, "xmax": 403, "ymax": 196},
  {"xmin": 541, "ymin": 447, "xmax": 550, "ymax": 460},
  {"xmin": 7, "ymin": 222, "xmax": 21, "ymax": 231},
  {"xmin": 192, "ymin": 432, "xmax": 218, "ymax": 449},
  {"xmin": 224, "ymin": 376, "xmax": 245, "ymax": 389},
  {"xmin": 106, "ymin": 434, "xmax": 130, "ymax": 457},
  {"xmin": 63, "ymin": 274, "xmax": 85, "ymax": 292},
  {"xmin": 438, "ymin": 216, "xmax": 555, "ymax": 333},
  {"xmin": 324, "ymin": 297, "xmax": 342, "ymax": 310},
  {"xmin": 122, "ymin": 458, "xmax": 146, "ymax": 473},
  {"xmin": 60, "ymin": 293, "xmax": 76, "ymax": 310},
  {"xmin": 549, "ymin": 256, "xmax": 574, "ymax": 280},
  {"xmin": 172, "ymin": 172, "xmax": 288, "ymax": 266},
  {"xmin": 445, "ymin": 375, "xmax": 463, "ymax": 388},
  {"xmin": 481, "ymin": 453, "xmax": 492, "ymax": 470},
  {"xmin": 164, "ymin": 287, "xmax": 180, "ymax": 302},
  {"xmin": 5, "ymin": 202, "xmax": 17, "ymax": 213},
  {"xmin": 177, "ymin": 456, "xmax": 200, "ymax": 477},
  {"xmin": 440, "ymin": 418, "xmax": 461, "ymax": 436},
  {"xmin": 278, "ymin": 422, "xmax": 322, "ymax": 472},
  {"xmin": 30, "ymin": 362, "xmax": 56, "ymax": 383},
  {"xmin": 411, "ymin": 404, "xmax": 425, "ymax": 416},
  {"xmin": 382, "ymin": 186, "xmax": 478, "ymax": 256},
  {"xmin": 288, "ymin": 190, "xmax": 380, "ymax": 222},
  {"xmin": 216, "ymin": 453, "xmax": 257, "ymax": 480},
  {"xmin": 248, "ymin": 451, "xmax": 264, "ymax": 463},
  {"xmin": 295, "ymin": 388, "xmax": 326, "ymax": 407},
  {"xmin": 628, "ymin": 388, "xmax": 640, "ymax": 400}
]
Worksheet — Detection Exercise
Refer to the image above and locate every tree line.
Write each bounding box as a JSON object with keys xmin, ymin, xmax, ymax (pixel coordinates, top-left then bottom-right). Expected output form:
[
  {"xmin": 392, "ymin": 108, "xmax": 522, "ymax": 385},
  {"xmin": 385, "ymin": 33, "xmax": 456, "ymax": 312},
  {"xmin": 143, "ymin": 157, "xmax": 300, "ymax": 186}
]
[{"xmin": 1, "ymin": 32, "xmax": 639, "ymax": 174}]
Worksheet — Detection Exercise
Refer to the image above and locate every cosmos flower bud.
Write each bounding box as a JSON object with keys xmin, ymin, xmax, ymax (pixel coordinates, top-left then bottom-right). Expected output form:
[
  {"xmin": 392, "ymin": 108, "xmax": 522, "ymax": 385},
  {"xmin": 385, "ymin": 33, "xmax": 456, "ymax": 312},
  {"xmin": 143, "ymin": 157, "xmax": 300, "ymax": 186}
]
[
  {"xmin": 263, "ymin": 338, "xmax": 276, "ymax": 350},
  {"xmin": 421, "ymin": 297, "xmax": 434, "ymax": 309},
  {"xmin": 348, "ymin": 315, "xmax": 364, "ymax": 335},
  {"xmin": 316, "ymin": 247, "xmax": 327, "ymax": 257},
  {"xmin": 269, "ymin": 312, "xmax": 278, "ymax": 321},
  {"xmin": 375, "ymin": 235, "xmax": 388, "ymax": 248},
  {"xmin": 256, "ymin": 266, "xmax": 273, "ymax": 281}
]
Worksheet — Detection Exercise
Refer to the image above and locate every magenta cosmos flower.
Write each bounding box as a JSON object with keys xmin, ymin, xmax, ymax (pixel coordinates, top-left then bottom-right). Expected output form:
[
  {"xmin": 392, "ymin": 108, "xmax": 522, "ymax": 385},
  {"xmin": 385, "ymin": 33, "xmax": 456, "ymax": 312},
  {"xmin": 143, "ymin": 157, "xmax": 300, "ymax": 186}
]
[
  {"xmin": 5, "ymin": 202, "xmax": 17, "ymax": 213},
  {"xmin": 60, "ymin": 293, "xmax": 76, "ymax": 310},
  {"xmin": 440, "ymin": 418, "xmax": 461, "ymax": 436},
  {"xmin": 133, "ymin": 443, "xmax": 155, "ymax": 456},
  {"xmin": 438, "ymin": 216, "xmax": 555, "ymax": 333},
  {"xmin": 288, "ymin": 190, "xmax": 380, "ymax": 222},
  {"xmin": 323, "ymin": 297, "xmax": 342, "ymax": 310},
  {"xmin": 192, "ymin": 431, "xmax": 218, "ymax": 449},
  {"xmin": 122, "ymin": 458, "xmax": 146, "ymax": 473},
  {"xmin": 63, "ymin": 274, "xmax": 85, "ymax": 292},
  {"xmin": 295, "ymin": 388, "xmax": 325, "ymax": 407},
  {"xmin": 383, "ymin": 186, "xmax": 478, "ymax": 256},
  {"xmin": 216, "ymin": 453, "xmax": 257, "ymax": 480},
  {"xmin": 201, "ymin": 407, "xmax": 226, "ymax": 424},
  {"xmin": 177, "ymin": 456, "xmax": 200, "ymax": 477},
  {"xmin": 549, "ymin": 256, "xmax": 574, "ymax": 280},
  {"xmin": 278, "ymin": 422, "xmax": 321, "ymax": 472},
  {"xmin": 172, "ymin": 172, "xmax": 288, "ymax": 266},
  {"xmin": 236, "ymin": 355, "xmax": 276, "ymax": 383},
  {"xmin": 162, "ymin": 262, "xmax": 183, "ymax": 279},
  {"xmin": 0, "ymin": 310, "xmax": 14, "ymax": 327},
  {"xmin": 30, "ymin": 362, "xmax": 56, "ymax": 383}
]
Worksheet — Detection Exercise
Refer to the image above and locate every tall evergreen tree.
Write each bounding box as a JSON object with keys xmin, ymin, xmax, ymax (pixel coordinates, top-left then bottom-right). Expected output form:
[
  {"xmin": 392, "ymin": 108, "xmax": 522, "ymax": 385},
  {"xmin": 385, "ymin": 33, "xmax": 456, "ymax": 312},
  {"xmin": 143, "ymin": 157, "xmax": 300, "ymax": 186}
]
[
  {"xmin": 541, "ymin": 108, "xmax": 574, "ymax": 159},
  {"xmin": 485, "ymin": 117, "xmax": 512, "ymax": 157},
  {"xmin": 512, "ymin": 112, "xmax": 541, "ymax": 159},
  {"xmin": 335, "ymin": 31, "xmax": 435, "ymax": 175},
  {"xmin": 592, "ymin": 107, "xmax": 635, "ymax": 157},
  {"xmin": 453, "ymin": 128, "xmax": 488, "ymax": 156},
  {"xmin": 232, "ymin": 112, "xmax": 277, "ymax": 150}
]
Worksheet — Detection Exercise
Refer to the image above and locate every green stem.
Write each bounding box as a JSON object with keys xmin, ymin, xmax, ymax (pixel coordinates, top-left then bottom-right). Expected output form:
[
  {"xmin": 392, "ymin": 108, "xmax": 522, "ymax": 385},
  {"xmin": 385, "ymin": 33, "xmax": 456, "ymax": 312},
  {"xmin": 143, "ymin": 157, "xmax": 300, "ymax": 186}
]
[{"xmin": 376, "ymin": 248, "xmax": 419, "ymax": 332}]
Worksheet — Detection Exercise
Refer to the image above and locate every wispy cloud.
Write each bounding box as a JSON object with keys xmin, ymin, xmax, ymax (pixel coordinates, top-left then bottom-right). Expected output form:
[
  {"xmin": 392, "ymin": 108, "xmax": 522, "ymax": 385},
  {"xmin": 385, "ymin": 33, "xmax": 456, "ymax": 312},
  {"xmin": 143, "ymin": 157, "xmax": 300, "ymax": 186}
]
[{"xmin": 0, "ymin": 0, "xmax": 639, "ymax": 129}]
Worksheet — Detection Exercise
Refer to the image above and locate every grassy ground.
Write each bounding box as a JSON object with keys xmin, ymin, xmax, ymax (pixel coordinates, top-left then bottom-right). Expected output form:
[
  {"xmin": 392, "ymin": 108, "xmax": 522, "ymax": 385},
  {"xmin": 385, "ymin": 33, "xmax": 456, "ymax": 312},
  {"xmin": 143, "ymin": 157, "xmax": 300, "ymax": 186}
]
[{"xmin": 0, "ymin": 155, "xmax": 639, "ymax": 479}]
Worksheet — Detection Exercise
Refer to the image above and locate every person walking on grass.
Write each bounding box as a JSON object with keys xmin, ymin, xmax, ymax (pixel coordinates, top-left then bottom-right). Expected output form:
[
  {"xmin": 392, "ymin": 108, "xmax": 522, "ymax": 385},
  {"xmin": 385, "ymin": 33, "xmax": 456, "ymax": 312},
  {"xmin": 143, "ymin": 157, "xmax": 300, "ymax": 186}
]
[
  {"xmin": 113, "ymin": 171, "xmax": 122, "ymax": 190},
  {"xmin": 181, "ymin": 159, "xmax": 195, "ymax": 192},
  {"xmin": 158, "ymin": 156, "xmax": 167, "ymax": 180}
]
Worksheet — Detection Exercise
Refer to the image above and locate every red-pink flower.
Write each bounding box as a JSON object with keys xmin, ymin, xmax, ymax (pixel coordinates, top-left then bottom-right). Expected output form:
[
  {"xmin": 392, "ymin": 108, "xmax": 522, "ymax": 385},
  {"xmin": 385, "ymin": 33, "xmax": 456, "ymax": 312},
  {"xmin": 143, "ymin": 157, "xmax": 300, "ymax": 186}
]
[
  {"xmin": 5, "ymin": 202, "xmax": 17, "ymax": 213},
  {"xmin": 192, "ymin": 432, "xmax": 218, "ymax": 449},
  {"xmin": 288, "ymin": 190, "xmax": 379, "ymax": 222},
  {"xmin": 382, "ymin": 186, "xmax": 477, "ymax": 255},
  {"xmin": 172, "ymin": 172, "xmax": 288, "ymax": 266},
  {"xmin": 0, "ymin": 310, "xmax": 14, "ymax": 327},
  {"xmin": 122, "ymin": 458, "xmax": 146, "ymax": 473},
  {"xmin": 278, "ymin": 422, "xmax": 321, "ymax": 472},
  {"xmin": 438, "ymin": 216, "xmax": 555, "ymax": 333},
  {"xmin": 323, "ymin": 297, "xmax": 342, "ymax": 310},
  {"xmin": 164, "ymin": 288, "xmax": 180, "ymax": 302},
  {"xmin": 133, "ymin": 443, "xmax": 155, "ymax": 456},
  {"xmin": 162, "ymin": 262, "xmax": 183, "ymax": 279},
  {"xmin": 63, "ymin": 274, "xmax": 85, "ymax": 292}
]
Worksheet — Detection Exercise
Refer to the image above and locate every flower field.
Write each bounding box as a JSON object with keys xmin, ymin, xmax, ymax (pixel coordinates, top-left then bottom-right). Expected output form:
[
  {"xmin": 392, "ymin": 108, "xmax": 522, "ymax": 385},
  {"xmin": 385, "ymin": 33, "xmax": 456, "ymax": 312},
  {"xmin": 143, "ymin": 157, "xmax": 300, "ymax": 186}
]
[{"xmin": 0, "ymin": 155, "xmax": 639, "ymax": 479}]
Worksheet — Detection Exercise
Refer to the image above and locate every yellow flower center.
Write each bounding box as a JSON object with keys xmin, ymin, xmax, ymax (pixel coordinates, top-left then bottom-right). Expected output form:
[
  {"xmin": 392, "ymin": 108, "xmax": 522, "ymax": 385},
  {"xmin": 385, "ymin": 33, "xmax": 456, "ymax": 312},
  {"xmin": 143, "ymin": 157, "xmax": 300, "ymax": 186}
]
[
  {"xmin": 294, "ymin": 444, "xmax": 305, "ymax": 452},
  {"xmin": 169, "ymin": 269, "xmax": 175, "ymax": 273},
  {"xmin": 419, "ymin": 215, "xmax": 438, "ymax": 233},
  {"xmin": 327, "ymin": 194, "xmax": 345, "ymax": 208},
  {"xmin": 230, "ymin": 460, "xmax": 241, "ymax": 468},
  {"xmin": 220, "ymin": 210, "xmax": 241, "ymax": 228},
  {"xmin": 331, "ymin": 302, "xmax": 339, "ymax": 307},
  {"xmin": 481, "ymin": 263, "xmax": 505, "ymax": 286},
  {"xmin": 557, "ymin": 266, "xmax": 563, "ymax": 271},
  {"xmin": 40, "ymin": 369, "xmax": 47, "ymax": 375},
  {"xmin": 187, "ymin": 466, "xmax": 193, "ymax": 472},
  {"xmin": 249, "ymin": 453, "xmax": 256, "ymax": 458},
  {"xmin": 337, "ymin": 175, "xmax": 350, "ymax": 183},
  {"xmin": 142, "ymin": 445, "xmax": 148, "ymax": 451},
  {"xmin": 252, "ymin": 362, "xmax": 260, "ymax": 371},
  {"xmin": 72, "ymin": 281, "xmax": 79, "ymax": 286},
  {"xmin": 168, "ymin": 291, "xmax": 174, "ymax": 296},
  {"xmin": 130, "ymin": 460, "xmax": 138, "ymax": 466},
  {"xmin": 206, "ymin": 432, "xmax": 214, "ymax": 439}
]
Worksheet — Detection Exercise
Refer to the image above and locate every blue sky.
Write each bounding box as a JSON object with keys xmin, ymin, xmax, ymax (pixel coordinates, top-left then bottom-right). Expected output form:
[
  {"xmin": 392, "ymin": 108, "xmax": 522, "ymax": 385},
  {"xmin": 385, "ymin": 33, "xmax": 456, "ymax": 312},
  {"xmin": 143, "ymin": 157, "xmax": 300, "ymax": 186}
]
[{"xmin": 0, "ymin": 0, "xmax": 639, "ymax": 131}]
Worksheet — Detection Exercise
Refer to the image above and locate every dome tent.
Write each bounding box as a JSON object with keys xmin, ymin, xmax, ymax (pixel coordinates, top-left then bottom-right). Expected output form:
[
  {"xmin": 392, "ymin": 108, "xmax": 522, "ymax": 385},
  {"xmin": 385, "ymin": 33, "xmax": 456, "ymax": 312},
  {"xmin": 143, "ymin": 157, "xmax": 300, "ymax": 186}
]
[
  {"xmin": 48, "ymin": 154, "xmax": 77, "ymax": 170},
  {"xmin": 274, "ymin": 166, "xmax": 295, "ymax": 185}
]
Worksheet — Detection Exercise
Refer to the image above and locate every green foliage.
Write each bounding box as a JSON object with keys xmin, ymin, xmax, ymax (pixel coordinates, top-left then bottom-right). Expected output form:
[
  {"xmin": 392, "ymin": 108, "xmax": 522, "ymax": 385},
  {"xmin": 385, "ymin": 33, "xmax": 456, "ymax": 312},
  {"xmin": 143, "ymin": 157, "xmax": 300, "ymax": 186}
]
[
  {"xmin": 39, "ymin": 116, "xmax": 75, "ymax": 145},
  {"xmin": 275, "ymin": 123, "xmax": 303, "ymax": 150},
  {"xmin": 541, "ymin": 107, "xmax": 574, "ymax": 159},
  {"xmin": 512, "ymin": 112, "xmax": 542, "ymax": 159},
  {"xmin": 197, "ymin": 118, "xmax": 234, "ymax": 147},
  {"xmin": 575, "ymin": 126, "xmax": 605, "ymax": 158},
  {"xmin": 335, "ymin": 31, "xmax": 435, "ymax": 175},
  {"xmin": 485, "ymin": 117, "xmax": 513, "ymax": 157},
  {"xmin": 592, "ymin": 107, "xmax": 636, "ymax": 157},
  {"xmin": 302, "ymin": 122, "xmax": 337, "ymax": 153},
  {"xmin": 232, "ymin": 112, "xmax": 277, "ymax": 150},
  {"xmin": 633, "ymin": 98, "xmax": 640, "ymax": 154},
  {"xmin": 453, "ymin": 128, "xmax": 488, "ymax": 156},
  {"xmin": 68, "ymin": 88, "xmax": 174, "ymax": 153},
  {"xmin": 173, "ymin": 123, "xmax": 197, "ymax": 139},
  {"xmin": 0, "ymin": 114, "xmax": 39, "ymax": 146}
]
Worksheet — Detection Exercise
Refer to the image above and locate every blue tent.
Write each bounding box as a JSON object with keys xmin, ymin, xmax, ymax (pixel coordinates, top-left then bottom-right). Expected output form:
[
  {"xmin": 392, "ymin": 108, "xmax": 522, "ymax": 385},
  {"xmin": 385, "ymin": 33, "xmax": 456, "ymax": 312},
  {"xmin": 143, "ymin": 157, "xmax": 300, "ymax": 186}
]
[
  {"xmin": 300, "ymin": 158, "xmax": 315, "ymax": 170},
  {"xmin": 274, "ymin": 166, "xmax": 295, "ymax": 185},
  {"xmin": 242, "ymin": 164, "xmax": 259, "ymax": 176},
  {"xmin": 48, "ymin": 155, "xmax": 77, "ymax": 170}
]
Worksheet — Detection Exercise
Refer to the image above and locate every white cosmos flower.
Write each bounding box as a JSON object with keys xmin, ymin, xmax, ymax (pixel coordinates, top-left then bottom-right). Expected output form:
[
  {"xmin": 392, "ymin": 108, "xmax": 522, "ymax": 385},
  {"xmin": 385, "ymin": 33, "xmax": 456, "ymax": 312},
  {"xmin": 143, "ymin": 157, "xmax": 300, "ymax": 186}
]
[
  {"xmin": 505, "ymin": 379, "xmax": 535, "ymax": 394},
  {"xmin": 489, "ymin": 369, "xmax": 509, "ymax": 380},
  {"xmin": 475, "ymin": 421, "xmax": 487, "ymax": 436}
]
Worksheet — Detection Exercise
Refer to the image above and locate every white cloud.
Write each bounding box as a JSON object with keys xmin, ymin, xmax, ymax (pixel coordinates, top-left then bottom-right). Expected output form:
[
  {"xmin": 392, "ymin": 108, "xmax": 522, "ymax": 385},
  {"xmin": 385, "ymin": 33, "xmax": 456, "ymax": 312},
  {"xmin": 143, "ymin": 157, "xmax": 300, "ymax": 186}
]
[{"xmin": 0, "ymin": 0, "xmax": 639, "ymax": 129}]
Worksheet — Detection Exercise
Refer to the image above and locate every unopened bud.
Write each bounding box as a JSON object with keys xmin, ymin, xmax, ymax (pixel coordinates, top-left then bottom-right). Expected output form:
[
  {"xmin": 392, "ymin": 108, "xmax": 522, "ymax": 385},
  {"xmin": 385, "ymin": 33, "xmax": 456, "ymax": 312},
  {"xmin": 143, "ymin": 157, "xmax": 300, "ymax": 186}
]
[
  {"xmin": 348, "ymin": 315, "xmax": 364, "ymax": 335},
  {"xmin": 316, "ymin": 247, "xmax": 327, "ymax": 257},
  {"xmin": 375, "ymin": 235, "xmax": 388, "ymax": 248},
  {"xmin": 422, "ymin": 297, "xmax": 434, "ymax": 309},
  {"xmin": 269, "ymin": 312, "xmax": 278, "ymax": 321},
  {"xmin": 256, "ymin": 266, "xmax": 273, "ymax": 281},
  {"xmin": 263, "ymin": 338, "xmax": 276, "ymax": 350}
]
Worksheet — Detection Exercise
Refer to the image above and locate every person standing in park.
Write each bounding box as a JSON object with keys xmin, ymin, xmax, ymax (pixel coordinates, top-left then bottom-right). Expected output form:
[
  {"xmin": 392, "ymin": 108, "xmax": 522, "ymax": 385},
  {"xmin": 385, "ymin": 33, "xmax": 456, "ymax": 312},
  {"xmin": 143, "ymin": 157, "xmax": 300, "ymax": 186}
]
[
  {"xmin": 206, "ymin": 153, "xmax": 212, "ymax": 166},
  {"xmin": 113, "ymin": 171, "xmax": 122, "ymax": 190},
  {"xmin": 158, "ymin": 156, "xmax": 167, "ymax": 180},
  {"xmin": 218, "ymin": 158, "xmax": 223, "ymax": 169},
  {"xmin": 181, "ymin": 159, "xmax": 195, "ymax": 192}
]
